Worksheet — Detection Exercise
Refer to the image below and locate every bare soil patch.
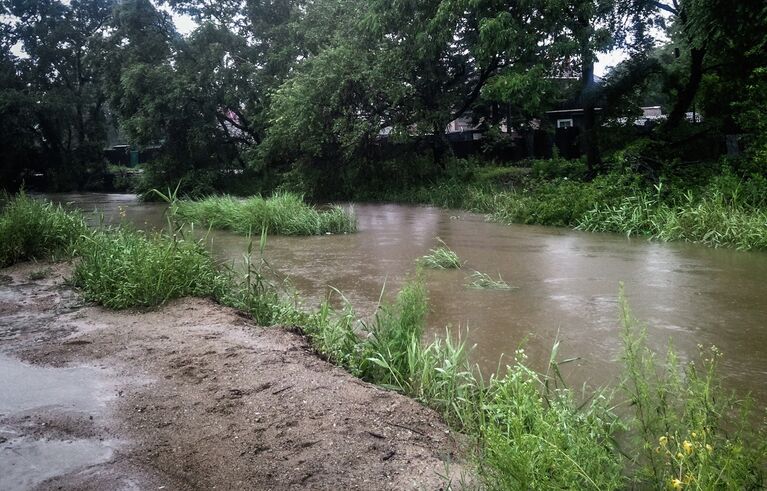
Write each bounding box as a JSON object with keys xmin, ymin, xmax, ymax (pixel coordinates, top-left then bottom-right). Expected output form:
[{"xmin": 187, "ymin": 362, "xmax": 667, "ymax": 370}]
[{"xmin": 0, "ymin": 262, "xmax": 468, "ymax": 490}]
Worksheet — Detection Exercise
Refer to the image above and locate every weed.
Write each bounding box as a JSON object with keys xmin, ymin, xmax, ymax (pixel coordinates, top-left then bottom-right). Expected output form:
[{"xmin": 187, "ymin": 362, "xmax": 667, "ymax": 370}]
[
  {"xmin": 216, "ymin": 228, "xmax": 281, "ymax": 326},
  {"xmin": 418, "ymin": 240, "xmax": 462, "ymax": 269},
  {"xmin": 618, "ymin": 286, "xmax": 766, "ymax": 488}
]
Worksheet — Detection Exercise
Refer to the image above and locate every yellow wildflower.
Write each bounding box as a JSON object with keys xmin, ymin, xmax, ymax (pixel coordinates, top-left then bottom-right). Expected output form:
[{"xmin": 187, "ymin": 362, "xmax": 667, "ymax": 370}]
[
  {"xmin": 691, "ymin": 431, "xmax": 697, "ymax": 439},
  {"xmin": 659, "ymin": 436, "xmax": 668, "ymax": 447},
  {"xmin": 683, "ymin": 440, "xmax": 694, "ymax": 455},
  {"xmin": 677, "ymin": 452, "xmax": 685, "ymax": 460},
  {"xmin": 706, "ymin": 444, "xmax": 713, "ymax": 453},
  {"xmin": 671, "ymin": 478, "xmax": 684, "ymax": 489}
]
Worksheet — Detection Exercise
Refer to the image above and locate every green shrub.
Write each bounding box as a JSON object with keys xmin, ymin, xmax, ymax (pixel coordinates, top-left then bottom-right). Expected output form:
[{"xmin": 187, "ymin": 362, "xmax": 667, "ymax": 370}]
[
  {"xmin": 0, "ymin": 193, "xmax": 88, "ymax": 267},
  {"xmin": 531, "ymin": 157, "xmax": 588, "ymax": 180}
]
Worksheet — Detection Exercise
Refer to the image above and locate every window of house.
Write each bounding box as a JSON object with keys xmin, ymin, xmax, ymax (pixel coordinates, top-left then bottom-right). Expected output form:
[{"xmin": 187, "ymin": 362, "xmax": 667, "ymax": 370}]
[{"xmin": 557, "ymin": 118, "xmax": 574, "ymax": 129}]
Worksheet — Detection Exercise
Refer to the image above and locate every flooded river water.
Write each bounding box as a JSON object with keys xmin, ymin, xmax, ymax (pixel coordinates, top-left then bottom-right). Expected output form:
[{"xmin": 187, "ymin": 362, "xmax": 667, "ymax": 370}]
[{"xmin": 47, "ymin": 193, "xmax": 767, "ymax": 406}]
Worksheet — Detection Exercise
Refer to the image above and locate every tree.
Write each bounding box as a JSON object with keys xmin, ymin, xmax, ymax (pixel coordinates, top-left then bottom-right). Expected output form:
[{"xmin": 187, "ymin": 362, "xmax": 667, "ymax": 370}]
[{"xmin": 1, "ymin": 0, "xmax": 114, "ymax": 189}]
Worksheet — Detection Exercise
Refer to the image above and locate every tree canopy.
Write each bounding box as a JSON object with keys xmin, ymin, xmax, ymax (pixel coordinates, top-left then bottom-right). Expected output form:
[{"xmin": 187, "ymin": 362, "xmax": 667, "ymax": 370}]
[{"xmin": 0, "ymin": 0, "xmax": 764, "ymax": 194}]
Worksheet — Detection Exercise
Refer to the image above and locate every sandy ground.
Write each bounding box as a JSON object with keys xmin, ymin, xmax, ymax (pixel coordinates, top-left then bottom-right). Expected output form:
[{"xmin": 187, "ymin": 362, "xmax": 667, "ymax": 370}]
[{"xmin": 0, "ymin": 262, "xmax": 469, "ymax": 490}]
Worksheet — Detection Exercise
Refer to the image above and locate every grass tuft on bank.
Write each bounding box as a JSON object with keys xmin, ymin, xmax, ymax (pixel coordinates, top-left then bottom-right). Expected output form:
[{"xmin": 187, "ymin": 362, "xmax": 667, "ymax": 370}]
[
  {"xmin": 0, "ymin": 192, "xmax": 88, "ymax": 267},
  {"xmin": 72, "ymin": 228, "xmax": 222, "ymax": 309},
  {"xmin": 174, "ymin": 193, "xmax": 357, "ymax": 236}
]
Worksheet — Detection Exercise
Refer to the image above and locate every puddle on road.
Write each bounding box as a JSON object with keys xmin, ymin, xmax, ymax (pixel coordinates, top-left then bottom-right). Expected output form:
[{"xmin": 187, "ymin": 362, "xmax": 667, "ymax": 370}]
[
  {"xmin": 0, "ymin": 355, "xmax": 110, "ymax": 414},
  {"xmin": 0, "ymin": 354, "xmax": 116, "ymax": 490}
]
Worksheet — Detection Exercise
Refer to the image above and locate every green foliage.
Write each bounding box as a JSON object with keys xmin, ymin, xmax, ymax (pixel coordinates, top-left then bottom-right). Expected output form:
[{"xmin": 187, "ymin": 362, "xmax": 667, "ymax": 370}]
[
  {"xmin": 72, "ymin": 227, "xmax": 220, "ymax": 309},
  {"xmin": 478, "ymin": 359, "xmax": 624, "ymax": 490},
  {"xmin": 418, "ymin": 240, "xmax": 462, "ymax": 269},
  {"xmin": 578, "ymin": 180, "xmax": 767, "ymax": 251},
  {"xmin": 619, "ymin": 288, "xmax": 766, "ymax": 489},
  {"xmin": 531, "ymin": 157, "xmax": 588, "ymax": 180},
  {"xmin": 0, "ymin": 193, "xmax": 88, "ymax": 267},
  {"xmin": 2, "ymin": 195, "xmax": 764, "ymax": 489},
  {"xmin": 215, "ymin": 229, "xmax": 281, "ymax": 326},
  {"xmin": 175, "ymin": 193, "xmax": 357, "ymax": 236}
]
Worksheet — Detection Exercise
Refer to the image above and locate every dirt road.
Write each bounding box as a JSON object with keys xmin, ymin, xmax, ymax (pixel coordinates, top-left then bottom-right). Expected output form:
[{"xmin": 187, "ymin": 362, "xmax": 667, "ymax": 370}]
[{"xmin": 0, "ymin": 262, "xmax": 468, "ymax": 490}]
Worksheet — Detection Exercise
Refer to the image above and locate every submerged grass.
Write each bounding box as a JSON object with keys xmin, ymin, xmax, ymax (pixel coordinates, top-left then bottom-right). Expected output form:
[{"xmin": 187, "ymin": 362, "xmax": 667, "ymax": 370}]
[
  {"xmin": 418, "ymin": 240, "xmax": 462, "ymax": 269},
  {"xmin": 465, "ymin": 271, "xmax": 515, "ymax": 290},
  {"xmin": 175, "ymin": 192, "xmax": 357, "ymax": 236}
]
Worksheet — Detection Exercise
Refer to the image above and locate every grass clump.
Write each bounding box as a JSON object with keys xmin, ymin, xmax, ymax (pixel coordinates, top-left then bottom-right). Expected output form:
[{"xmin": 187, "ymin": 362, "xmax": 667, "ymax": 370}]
[
  {"xmin": 175, "ymin": 192, "xmax": 356, "ymax": 236},
  {"xmin": 418, "ymin": 240, "xmax": 462, "ymax": 269},
  {"xmin": 0, "ymin": 192, "xmax": 88, "ymax": 267},
  {"xmin": 72, "ymin": 227, "xmax": 220, "ymax": 309},
  {"xmin": 466, "ymin": 271, "xmax": 515, "ymax": 290},
  {"xmin": 577, "ymin": 184, "xmax": 767, "ymax": 250},
  {"xmin": 477, "ymin": 355, "xmax": 625, "ymax": 490},
  {"xmin": 215, "ymin": 229, "xmax": 283, "ymax": 326}
]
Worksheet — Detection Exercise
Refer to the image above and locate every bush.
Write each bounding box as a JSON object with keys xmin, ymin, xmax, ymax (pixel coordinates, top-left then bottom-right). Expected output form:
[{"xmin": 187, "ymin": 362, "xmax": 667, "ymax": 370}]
[{"xmin": 0, "ymin": 193, "xmax": 88, "ymax": 267}]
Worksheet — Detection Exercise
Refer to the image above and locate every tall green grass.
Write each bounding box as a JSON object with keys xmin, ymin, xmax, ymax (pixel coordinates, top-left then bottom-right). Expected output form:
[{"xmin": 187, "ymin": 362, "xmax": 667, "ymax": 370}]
[
  {"xmin": 366, "ymin": 169, "xmax": 767, "ymax": 251},
  {"xmin": 175, "ymin": 193, "xmax": 356, "ymax": 236},
  {"xmin": 0, "ymin": 192, "xmax": 88, "ymax": 267},
  {"xmin": 289, "ymin": 280, "xmax": 766, "ymax": 489},
  {"xmin": 72, "ymin": 228, "xmax": 221, "ymax": 309},
  {"xmin": 578, "ymin": 187, "xmax": 767, "ymax": 250}
]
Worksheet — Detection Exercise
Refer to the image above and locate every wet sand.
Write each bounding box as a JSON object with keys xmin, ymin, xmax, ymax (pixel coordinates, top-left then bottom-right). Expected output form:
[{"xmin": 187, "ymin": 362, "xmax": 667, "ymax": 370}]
[{"xmin": 0, "ymin": 262, "xmax": 466, "ymax": 490}]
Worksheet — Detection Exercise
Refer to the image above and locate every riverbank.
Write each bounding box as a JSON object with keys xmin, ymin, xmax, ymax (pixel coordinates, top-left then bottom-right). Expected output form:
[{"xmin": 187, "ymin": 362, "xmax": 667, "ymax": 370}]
[
  {"xmin": 2, "ymin": 193, "xmax": 765, "ymax": 489},
  {"xmin": 362, "ymin": 163, "xmax": 767, "ymax": 252},
  {"xmin": 0, "ymin": 261, "xmax": 466, "ymax": 490}
]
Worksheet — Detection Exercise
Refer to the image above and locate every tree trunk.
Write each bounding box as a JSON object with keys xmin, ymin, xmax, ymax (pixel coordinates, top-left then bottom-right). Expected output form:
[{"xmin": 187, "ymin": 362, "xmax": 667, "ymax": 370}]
[
  {"xmin": 580, "ymin": 53, "xmax": 601, "ymax": 177},
  {"xmin": 665, "ymin": 46, "xmax": 706, "ymax": 130}
]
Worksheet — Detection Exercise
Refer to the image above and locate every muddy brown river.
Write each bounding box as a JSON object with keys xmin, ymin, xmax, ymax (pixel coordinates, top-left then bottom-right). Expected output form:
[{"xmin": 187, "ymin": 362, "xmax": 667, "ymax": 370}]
[{"xmin": 46, "ymin": 193, "xmax": 767, "ymax": 407}]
